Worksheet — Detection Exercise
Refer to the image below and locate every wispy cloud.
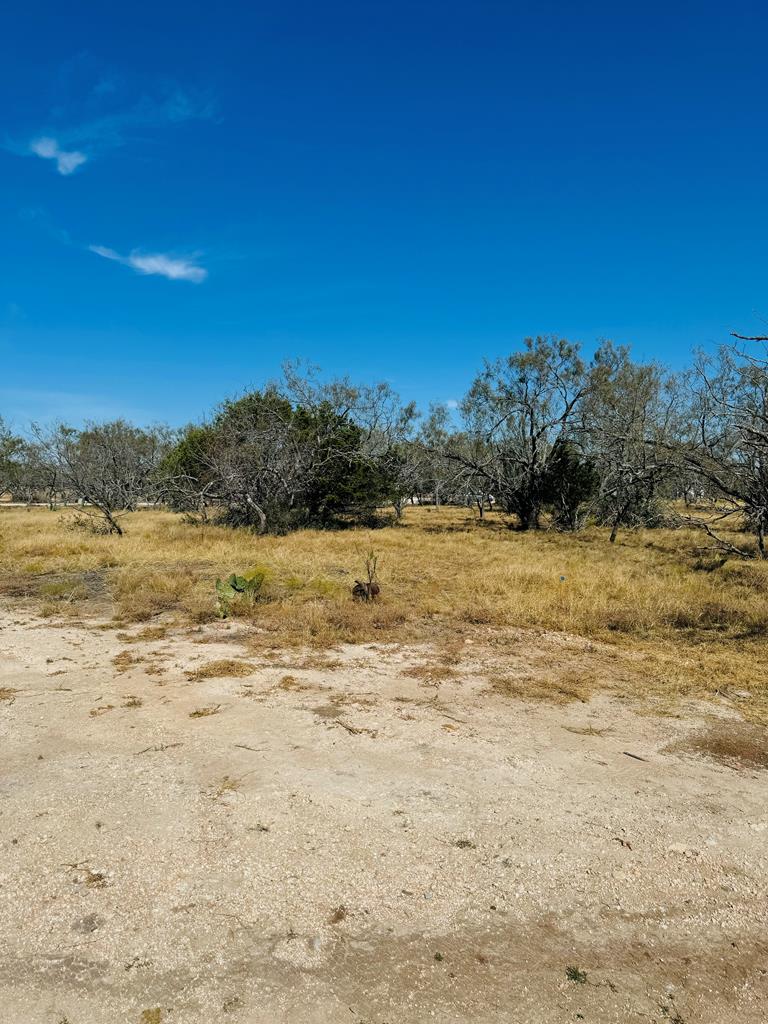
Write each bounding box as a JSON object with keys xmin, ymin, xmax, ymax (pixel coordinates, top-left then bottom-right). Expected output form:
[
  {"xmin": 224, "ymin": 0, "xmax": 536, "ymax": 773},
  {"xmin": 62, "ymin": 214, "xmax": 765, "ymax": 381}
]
[
  {"xmin": 17, "ymin": 208, "xmax": 207, "ymax": 285},
  {"xmin": 445, "ymin": 399, "xmax": 460, "ymax": 410},
  {"xmin": 8, "ymin": 70, "xmax": 215, "ymax": 175},
  {"xmin": 18, "ymin": 206, "xmax": 72, "ymax": 245},
  {"xmin": 52, "ymin": 88, "xmax": 215, "ymax": 154},
  {"xmin": 30, "ymin": 136, "xmax": 87, "ymax": 175},
  {"xmin": 90, "ymin": 245, "xmax": 208, "ymax": 283}
]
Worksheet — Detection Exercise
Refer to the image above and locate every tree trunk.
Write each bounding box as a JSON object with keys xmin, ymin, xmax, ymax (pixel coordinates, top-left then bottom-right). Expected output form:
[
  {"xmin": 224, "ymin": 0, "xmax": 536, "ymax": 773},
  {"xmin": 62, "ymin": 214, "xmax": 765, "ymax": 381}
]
[
  {"xmin": 102, "ymin": 508, "xmax": 123, "ymax": 536},
  {"xmin": 517, "ymin": 505, "xmax": 540, "ymax": 530}
]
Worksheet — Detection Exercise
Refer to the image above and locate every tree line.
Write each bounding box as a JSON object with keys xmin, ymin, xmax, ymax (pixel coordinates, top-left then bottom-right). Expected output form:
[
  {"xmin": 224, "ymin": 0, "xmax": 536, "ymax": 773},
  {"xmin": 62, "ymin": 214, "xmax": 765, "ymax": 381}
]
[{"xmin": 2, "ymin": 334, "xmax": 767, "ymax": 557}]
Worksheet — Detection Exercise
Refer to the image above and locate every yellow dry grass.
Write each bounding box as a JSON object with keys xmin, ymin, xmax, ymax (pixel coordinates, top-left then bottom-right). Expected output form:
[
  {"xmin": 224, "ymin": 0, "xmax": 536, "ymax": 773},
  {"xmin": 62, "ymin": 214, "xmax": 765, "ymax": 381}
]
[
  {"xmin": 187, "ymin": 658, "xmax": 257, "ymax": 680},
  {"xmin": 1, "ymin": 505, "xmax": 767, "ymax": 721}
]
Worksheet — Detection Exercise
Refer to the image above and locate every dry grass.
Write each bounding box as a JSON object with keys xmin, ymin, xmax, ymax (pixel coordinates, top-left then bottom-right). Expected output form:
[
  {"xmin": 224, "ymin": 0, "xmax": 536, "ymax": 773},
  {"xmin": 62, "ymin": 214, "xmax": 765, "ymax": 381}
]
[
  {"xmin": 189, "ymin": 705, "xmax": 221, "ymax": 718},
  {"xmin": 277, "ymin": 674, "xmax": 312, "ymax": 691},
  {"xmin": 121, "ymin": 624, "xmax": 169, "ymax": 642},
  {"xmin": 489, "ymin": 669, "xmax": 596, "ymax": 705},
  {"xmin": 665, "ymin": 719, "xmax": 768, "ymax": 771},
  {"xmin": 563, "ymin": 724, "xmax": 611, "ymax": 737},
  {"xmin": 89, "ymin": 704, "xmax": 114, "ymax": 717},
  {"xmin": 1, "ymin": 505, "xmax": 767, "ymax": 721},
  {"xmin": 187, "ymin": 658, "xmax": 257, "ymax": 680},
  {"xmin": 112, "ymin": 650, "xmax": 142, "ymax": 673},
  {"xmin": 212, "ymin": 774, "xmax": 241, "ymax": 798},
  {"xmin": 403, "ymin": 663, "xmax": 460, "ymax": 685}
]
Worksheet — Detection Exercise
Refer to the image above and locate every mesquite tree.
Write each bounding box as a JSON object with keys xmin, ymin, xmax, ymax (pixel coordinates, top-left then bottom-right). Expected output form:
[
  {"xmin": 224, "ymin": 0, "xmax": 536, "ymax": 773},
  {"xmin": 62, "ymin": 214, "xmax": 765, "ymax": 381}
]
[
  {"xmin": 582, "ymin": 343, "xmax": 678, "ymax": 542},
  {"xmin": 161, "ymin": 371, "xmax": 412, "ymax": 533},
  {"xmin": 678, "ymin": 335, "xmax": 768, "ymax": 557},
  {"xmin": 456, "ymin": 336, "xmax": 588, "ymax": 529},
  {"xmin": 34, "ymin": 421, "xmax": 169, "ymax": 534},
  {"xmin": 0, "ymin": 417, "xmax": 24, "ymax": 497}
]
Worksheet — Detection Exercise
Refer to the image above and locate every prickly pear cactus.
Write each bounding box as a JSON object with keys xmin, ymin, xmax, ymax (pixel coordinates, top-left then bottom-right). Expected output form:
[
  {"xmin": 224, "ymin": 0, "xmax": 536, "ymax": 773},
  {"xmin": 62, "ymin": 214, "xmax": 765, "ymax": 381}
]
[{"xmin": 215, "ymin": 567, "xmax": 270, "ymax": 617}]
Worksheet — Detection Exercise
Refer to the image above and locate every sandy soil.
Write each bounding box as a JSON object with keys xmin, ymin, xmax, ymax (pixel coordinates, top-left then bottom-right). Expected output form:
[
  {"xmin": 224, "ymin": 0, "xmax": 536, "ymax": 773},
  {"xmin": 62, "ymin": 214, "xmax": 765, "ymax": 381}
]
[{"xmin": 0, "ymin": 607, "xmax": 766, "ymax": 1024}]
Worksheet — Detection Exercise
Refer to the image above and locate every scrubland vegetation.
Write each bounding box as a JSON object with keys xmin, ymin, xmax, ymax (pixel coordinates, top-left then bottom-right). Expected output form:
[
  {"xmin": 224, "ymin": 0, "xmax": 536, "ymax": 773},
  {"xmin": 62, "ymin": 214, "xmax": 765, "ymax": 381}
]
[
  {"xmin": 2, "ymin": 332, "xmax": 767, "ymax": 719},
  {"xmin": 1, "ymin": 333, "xmax": 768, "ymax": 552},
  {"xmin": 1, "ymin": 504, "xmax": 767, "ymax": 722}
]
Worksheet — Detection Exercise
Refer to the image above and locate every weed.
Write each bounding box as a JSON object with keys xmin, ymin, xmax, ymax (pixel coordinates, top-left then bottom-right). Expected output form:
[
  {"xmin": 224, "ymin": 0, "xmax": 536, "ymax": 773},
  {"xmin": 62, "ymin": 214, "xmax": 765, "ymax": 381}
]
[
  {"xmin": 112, "ymin": 651, "xmax": 142, "ymax": 673},
  {"xmin": 189, "ymin": 705, "xmax": 221, "ymax": 718},
  {"xmin": 89, "ymin": 704, "xmax": 115, "ymax": 717},
  {"xmin": 124, "ymin": 957, "xmax": 152, "ymax": 971},
  {"xmin": 122, "ymin": 625, "xmax": 169, "ymax": 642},
  {"xmin": 66, "ymin": 862, "xmax": 109, "ymax": 888},
  {"xmin": 277, "ymin": 674, "xmax": 312, "ymax": 691},
  {"xmin": 223, "ymin": 996, "xmax": 245, "ymax": 1013},
  {"xmin": 563, "ymin": 724, "xmax": 611, "ymax": 736},
  {"xmin": 352, "ymin": 548, "xmax": 380, "ymax": 601},
  {"xmin": 404, "ymin": 663, "xmax": 459, "ymax": 685},
  {"xmin": 659, "ymin": 1006, "xmax": 686, "ymax": 1024},
  {"xmin": 214, "ymin": 775, "xmax": 240, "ymax": 797},
  {"xmin": 566, "ymin": 966, "xmax": 587, "ymax": 984}
]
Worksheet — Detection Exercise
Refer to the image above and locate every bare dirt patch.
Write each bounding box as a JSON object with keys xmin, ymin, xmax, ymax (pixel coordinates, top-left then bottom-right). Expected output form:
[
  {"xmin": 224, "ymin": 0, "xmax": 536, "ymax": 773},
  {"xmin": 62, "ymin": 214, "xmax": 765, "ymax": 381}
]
[{"xmin": 0, "ymin": 608, "xmax": 766, "ymax": 1023}]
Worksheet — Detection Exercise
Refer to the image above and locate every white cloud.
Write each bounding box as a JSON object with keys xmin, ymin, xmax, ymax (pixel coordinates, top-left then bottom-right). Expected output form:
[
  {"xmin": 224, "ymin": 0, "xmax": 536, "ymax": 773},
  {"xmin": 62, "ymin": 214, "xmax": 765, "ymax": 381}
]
[
  {"xmin": 30, "ymin": 136, "xmax": 87, "ymax": 175},
  {"xmin": 90, "ymin": 244, "xmax": 207, "ymax": 283},
  {"xmin": 445, "ymin": 399, "xmax": 459, "ymax": 410},
  {"xmin": 14, "ymin": 83, "xmax": 214, "ymax": 175}
]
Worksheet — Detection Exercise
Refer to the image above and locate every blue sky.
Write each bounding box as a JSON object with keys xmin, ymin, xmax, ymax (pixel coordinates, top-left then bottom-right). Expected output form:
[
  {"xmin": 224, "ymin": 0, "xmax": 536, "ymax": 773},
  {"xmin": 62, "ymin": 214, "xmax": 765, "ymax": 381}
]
[{"xmin": 2, "ymin": 1, "xmax": 767, "ymax": 427}]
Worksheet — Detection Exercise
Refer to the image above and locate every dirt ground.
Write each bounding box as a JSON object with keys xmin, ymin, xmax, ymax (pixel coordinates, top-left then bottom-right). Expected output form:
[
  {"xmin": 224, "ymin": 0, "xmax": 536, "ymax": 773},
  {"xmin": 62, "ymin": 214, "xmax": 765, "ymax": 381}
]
[{"xmin": 0, "ymin": 607, "xmax": 766, "ymax": 1024}]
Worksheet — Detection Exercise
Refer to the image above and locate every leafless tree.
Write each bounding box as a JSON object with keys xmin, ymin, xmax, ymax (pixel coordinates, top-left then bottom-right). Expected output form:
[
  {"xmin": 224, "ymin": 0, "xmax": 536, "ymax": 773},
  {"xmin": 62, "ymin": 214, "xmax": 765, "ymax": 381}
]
[
  {"xmin": 10, "ymin": 440, "xmax": 64, "ymax": 507},
  {"xmin": 33, "ymin": 421, "xmax": 170, "ymax": 534},
  {"xmin": 0, "ymin": 417, "xmax": 25, "ymax": 498},
  {"xmin": 581, "ymin": 342, "xmax": 679, "ymax": 542},
  {"xmin": 675, "ymin": 337, "xmax": 768, "ymax": 557}
]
